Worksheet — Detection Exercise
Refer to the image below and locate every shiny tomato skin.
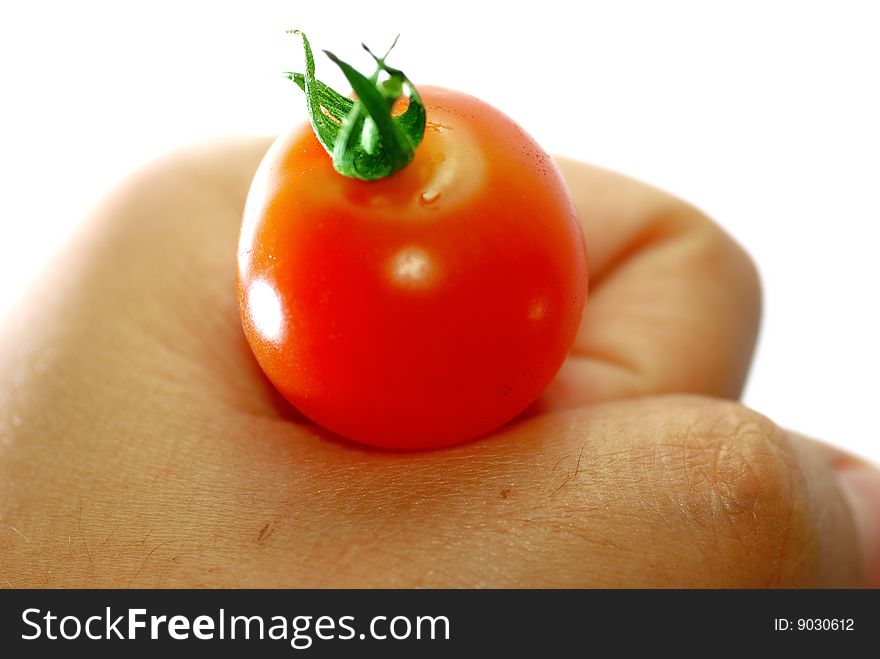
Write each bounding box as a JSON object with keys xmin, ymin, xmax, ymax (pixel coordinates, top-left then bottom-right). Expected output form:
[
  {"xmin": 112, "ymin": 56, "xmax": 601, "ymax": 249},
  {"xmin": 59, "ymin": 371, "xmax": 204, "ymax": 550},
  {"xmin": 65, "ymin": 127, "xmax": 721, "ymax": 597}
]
[{"xmin": 237, "ymin": 86, "xmax": 588, "ymax": 449}]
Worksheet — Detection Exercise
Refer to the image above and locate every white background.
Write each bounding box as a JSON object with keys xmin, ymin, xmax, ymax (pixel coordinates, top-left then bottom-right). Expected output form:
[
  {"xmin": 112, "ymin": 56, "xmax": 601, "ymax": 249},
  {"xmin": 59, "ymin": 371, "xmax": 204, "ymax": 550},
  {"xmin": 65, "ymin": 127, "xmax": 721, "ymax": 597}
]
[{"xmin": 2, "ymin": 1, "xmax": 878, "ymax": 461}]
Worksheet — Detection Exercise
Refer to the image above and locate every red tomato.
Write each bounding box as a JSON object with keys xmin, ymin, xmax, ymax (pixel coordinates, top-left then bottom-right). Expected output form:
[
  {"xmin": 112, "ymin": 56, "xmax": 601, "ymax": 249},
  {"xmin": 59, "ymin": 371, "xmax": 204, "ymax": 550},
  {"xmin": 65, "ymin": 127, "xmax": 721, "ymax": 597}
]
[{"xmin": 237, "ymin": 86, "xmax": 588, "ymax": 449}]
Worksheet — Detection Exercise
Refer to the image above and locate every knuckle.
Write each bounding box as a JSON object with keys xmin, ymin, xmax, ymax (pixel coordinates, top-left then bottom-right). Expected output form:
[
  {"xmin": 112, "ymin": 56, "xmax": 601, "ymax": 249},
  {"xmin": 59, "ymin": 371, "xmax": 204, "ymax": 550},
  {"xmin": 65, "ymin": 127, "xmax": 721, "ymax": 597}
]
[
  {"xmin": 670, "ymin": 401, "xmax": 816, "ymax": 585},
  {"xmin": 99, "ymin": 139, "xmax": 266, "ymax": 228},
  {"xmin": 705, "ymin": 223, "xmax": 762, "ymax": 311},
  {"xmin": 687, "ymin": 207, "xmax": 763, "ymax": 314},
  {"xmin": 658, "ymin": 198, "xmax": 763, "ymax": 314}
]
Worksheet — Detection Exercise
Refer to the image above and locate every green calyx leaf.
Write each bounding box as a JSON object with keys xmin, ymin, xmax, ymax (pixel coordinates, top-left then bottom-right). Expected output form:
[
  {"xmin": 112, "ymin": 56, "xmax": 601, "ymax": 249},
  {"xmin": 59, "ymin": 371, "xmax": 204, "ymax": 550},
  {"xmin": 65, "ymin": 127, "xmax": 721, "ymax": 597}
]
[{"xmin": 285, "ymin": 31, "xmax": 426, "ymax": 181}]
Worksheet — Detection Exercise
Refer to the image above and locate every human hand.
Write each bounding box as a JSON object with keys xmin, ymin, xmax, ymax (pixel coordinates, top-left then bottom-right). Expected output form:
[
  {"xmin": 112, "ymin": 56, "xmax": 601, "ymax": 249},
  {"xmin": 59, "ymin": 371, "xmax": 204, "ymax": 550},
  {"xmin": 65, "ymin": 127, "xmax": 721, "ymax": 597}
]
[{"xmin": 0, "ymin": 138, "xmax": 875, "ymax": 587}]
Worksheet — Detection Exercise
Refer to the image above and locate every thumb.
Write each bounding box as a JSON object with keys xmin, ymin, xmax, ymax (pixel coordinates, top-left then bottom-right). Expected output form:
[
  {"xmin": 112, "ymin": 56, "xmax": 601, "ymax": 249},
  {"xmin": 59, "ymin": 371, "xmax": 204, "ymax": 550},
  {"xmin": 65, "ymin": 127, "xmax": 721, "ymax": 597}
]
[
  {"xmin": 795, "ymin": 434, "xmax": 880, "ymax": 588},
  {"xmin": 467, "ymin": 396, "xmax": 878, "ymax": 588}
]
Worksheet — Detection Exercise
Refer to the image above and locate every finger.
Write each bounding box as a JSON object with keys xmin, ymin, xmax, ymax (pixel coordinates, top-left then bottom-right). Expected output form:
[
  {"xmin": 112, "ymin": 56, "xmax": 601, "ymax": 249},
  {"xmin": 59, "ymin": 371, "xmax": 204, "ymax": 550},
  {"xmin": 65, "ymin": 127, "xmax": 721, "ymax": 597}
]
[
  {"xmin": 324, "ymin": 397, "xmax": 867, "ymax": 588},
  {"xmin": 539, "ymin": 159, "xmax": 762, "ymax": 410},
  {"xmin": 795, "ymin": 434, "xmax": 880, "ymax": 588},
  {"xmin": 2, "ymin": 392, "xmax": 872, "ymax": 587},
  {"xmin": 229, "ymin": 396, "xmax": 868, "ymax": 587}
]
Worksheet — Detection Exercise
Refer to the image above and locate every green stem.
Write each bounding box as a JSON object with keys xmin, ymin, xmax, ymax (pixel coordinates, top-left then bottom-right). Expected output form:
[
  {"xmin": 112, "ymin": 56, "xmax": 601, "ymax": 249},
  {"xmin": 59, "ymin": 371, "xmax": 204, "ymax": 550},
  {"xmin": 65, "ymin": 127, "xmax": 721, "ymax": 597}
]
[{"xmin": 284, "ymin": 31, "xmax": 426, "ymax": 181}]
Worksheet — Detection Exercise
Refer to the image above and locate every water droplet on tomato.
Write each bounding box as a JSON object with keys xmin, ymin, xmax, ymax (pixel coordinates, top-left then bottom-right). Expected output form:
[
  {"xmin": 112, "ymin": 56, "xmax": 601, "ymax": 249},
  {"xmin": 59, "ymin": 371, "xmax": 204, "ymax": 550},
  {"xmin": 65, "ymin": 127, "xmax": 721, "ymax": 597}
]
[{"xmin": 419, "ymin": 190, "xmax": 440, "ymax": 205}]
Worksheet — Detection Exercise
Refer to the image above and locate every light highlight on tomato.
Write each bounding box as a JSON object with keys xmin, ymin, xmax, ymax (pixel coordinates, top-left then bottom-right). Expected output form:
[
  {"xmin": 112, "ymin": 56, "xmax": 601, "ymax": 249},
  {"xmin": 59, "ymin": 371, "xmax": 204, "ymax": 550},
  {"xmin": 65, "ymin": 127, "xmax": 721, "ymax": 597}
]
[{"xmin": 238, "ymin": 86, "xmax": 587, "ymax": 449}]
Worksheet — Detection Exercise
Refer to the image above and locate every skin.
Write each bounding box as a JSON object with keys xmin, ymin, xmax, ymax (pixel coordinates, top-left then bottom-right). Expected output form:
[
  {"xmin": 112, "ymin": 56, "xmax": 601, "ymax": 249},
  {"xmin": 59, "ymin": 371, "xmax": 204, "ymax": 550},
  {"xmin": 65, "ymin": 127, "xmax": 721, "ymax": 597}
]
[{"xmin": 0, "ymin": 138, "xmax": 875, "ymax": 587}]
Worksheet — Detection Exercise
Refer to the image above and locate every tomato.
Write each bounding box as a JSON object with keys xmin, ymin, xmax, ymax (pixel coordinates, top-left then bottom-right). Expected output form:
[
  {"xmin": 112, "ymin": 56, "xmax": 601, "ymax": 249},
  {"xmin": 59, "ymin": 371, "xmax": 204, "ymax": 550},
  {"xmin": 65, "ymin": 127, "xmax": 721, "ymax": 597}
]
[{"xmin": 237, "ymin": 39, "xmax": 587, "ymax": 449}]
